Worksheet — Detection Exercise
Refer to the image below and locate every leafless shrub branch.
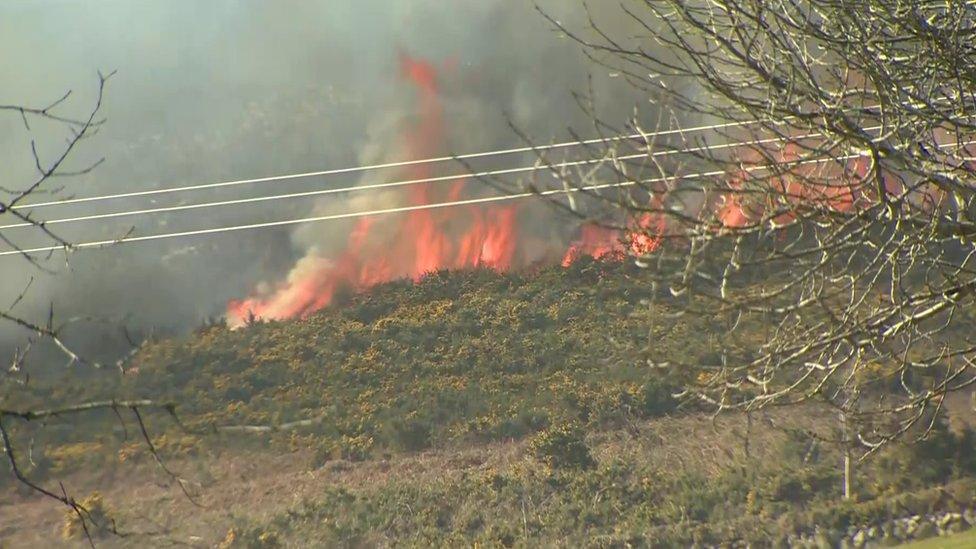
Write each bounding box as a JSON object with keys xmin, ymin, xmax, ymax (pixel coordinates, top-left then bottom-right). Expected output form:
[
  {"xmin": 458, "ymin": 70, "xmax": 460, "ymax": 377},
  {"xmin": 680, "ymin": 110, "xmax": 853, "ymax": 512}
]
[{"xmin": 526, "ymin": 0, "xmax": 976, "ymax": 457}]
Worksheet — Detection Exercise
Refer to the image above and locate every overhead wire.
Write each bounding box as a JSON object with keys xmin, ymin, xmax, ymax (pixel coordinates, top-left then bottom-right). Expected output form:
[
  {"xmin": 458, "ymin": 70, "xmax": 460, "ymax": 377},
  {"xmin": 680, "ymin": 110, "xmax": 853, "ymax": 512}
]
[
  {"xmin": 9, "ymin": 115, "xmax": 814, "ymax": 212},
  {"xmin": 0, "ymin": 128, "xmax": 851, "ymax": 231},
  {"xmin": 0, "ymin": 148, "xmax": 900, "ymax": 258},
  {"xmin": 0, "ymin": 169, "xmax": 724, "ymax": 257},
  {"xmin": 5, "ymin": 131, "xmax": 972, "ymax": 258},
  {"xmin": 2, "ymin": 107, "xmax": 967, "ymax": 258},
  {"xmin": 13, "ymin": 99, "xmax": 918, "ymax": 213}
]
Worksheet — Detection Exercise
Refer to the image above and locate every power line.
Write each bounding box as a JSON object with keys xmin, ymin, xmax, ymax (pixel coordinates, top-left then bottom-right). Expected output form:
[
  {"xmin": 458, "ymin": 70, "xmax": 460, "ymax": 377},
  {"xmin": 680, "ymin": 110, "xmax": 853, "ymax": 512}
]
[
  {"xmin": 0, "ymin": 129, "xmax": 840, "ymax": 231},
  {"xmin": 9, "ymin": 117, "xmax": 786, "ymax": 212},
  {"xmin": 13, "ymin": 100, "xmax": 919, "ymax": 213},
  {"xmin": 4, "ymin": 130, "xmax": 969, "ymax": 258},
  {"xmin": 0, "ymin": 178, "xmax": 693, "ymax": 258},
  {"xmin": 0, "ymin": 152, "xmax": 875, "ymax": 258},
  {"xmin": 0, "ymin": 156, "xmax": 638, "ymax": 231},
  {"xmin": 5, "ymin": 113, "xmax": 963, "ymax": 257}
]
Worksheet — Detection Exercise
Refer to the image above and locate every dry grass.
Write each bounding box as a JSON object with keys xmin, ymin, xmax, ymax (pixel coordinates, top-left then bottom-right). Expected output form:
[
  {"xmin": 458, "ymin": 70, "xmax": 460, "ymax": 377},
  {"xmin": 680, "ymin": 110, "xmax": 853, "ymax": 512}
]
[
  {"xmin": 3, "ymin": 400, "xmax": 973, "ymax": 547},
  {"xmin": 0, "ymin": 403, "xmax": 852, "ymax": 548}
]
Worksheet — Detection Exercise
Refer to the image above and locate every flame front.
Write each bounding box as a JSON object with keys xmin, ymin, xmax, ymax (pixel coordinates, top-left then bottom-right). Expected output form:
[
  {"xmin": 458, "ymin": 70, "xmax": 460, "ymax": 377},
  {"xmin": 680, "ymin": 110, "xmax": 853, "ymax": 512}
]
[
  {"xmin": 227, "ymin": 55, "xmax": 529, "ymax": 326},
  {"xmin": 227, "ymin": 55, "xmax": 878, "ymax": 327}
]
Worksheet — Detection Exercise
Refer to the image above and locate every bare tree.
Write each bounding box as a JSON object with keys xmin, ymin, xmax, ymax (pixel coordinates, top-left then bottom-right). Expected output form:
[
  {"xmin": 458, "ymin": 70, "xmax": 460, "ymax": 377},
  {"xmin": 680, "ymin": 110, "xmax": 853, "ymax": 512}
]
[
  {"xmin": 0, "ymin": 80, "xmax": 338, "ymax": 535},
  {"xmin": 517, "ymin": 0, "xmax": 976, "ymax": 471},
  {"xmin": 0, "ymin": 73, "xmax": 189, "ymax": 544},
  {"xmin": 0, "ymin": 73, "xmax": 114, "ymax": 368}
]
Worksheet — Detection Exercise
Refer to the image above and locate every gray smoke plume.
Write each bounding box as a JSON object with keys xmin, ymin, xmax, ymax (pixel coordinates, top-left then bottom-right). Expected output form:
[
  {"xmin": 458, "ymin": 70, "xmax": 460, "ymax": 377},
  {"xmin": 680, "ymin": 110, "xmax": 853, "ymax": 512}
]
[{"xmin": 0, "ymin": 0, "xmax": 654, "ymax": 362}]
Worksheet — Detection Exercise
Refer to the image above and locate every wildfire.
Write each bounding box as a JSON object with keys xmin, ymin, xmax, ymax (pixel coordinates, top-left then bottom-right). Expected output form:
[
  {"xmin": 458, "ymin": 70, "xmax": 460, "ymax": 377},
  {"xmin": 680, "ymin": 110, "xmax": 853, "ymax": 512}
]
[
  {"xmin": 561, "ymin": 213, "xmax": 664, "ymax": 267},
  {"xmin": 227, "ymin": 54, "xmax": 885, "ymax": 327},
  {"xmin": 228, "ymin": 54, "xmax": 638, "ymax": 326},
  {"xmin": 713, "ymin": 141, "xmax": 861, "ymax": 230}
]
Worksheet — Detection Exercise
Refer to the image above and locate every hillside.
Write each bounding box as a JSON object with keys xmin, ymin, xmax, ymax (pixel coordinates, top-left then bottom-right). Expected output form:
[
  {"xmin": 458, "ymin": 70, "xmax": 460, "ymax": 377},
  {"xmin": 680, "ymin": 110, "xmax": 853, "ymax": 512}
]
[
  {"xmin": 9, "ymin": 259, "xmax": 696, "ymax": 455},
  {"xmin": 3, "ymin": 258, "xmax": 976, "ymax": 547}
]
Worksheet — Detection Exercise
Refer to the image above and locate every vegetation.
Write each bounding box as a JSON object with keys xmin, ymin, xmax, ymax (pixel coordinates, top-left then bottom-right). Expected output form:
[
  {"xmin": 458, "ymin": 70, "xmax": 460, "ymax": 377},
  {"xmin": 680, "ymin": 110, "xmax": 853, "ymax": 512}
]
[
  {"xmin": 5, "ymin": 3, "xmax": 976, "ymax": 545},
  {"xmin": 535, "ymin": 0, "xmax": 976, "ymax": 456},
  {"xmin": 60, "ymin": 491, "xmax": 113, "ymax": 541},
  {"xmin": 4, "ymin": 259, "xmax": 689, "ymax": 465},
  {"xmin": 4, "ymin": 260, "xmax": 976, "ymax": 546},
  {"xmin": 901, "ymin": 529, "xmax": 976, "ymax": 549},
  {"xmin": 208, "ymin": 424, "xmax": 976, "ymax": 547},
  {"xmin": 527, "ymin": 422, "xmax": 595, "ymax": 470}
]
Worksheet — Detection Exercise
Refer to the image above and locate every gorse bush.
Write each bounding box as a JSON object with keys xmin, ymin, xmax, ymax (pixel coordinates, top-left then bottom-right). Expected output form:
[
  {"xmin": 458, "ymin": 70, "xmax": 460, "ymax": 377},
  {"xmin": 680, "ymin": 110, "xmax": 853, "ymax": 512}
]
[
  {"xmin": 218, "ymin": 526, "xmax": 281, "ymax": 549},
  {"xmin": 231, "ymin": 430, "xmax": 976, "ymax": 548},
  {"xmin": 637, "ymin": 378, "xmax": 679, "ymax": 418},
  {"xmin": 528, "ymin": 423, "xmax": 595, "ymax": 470},
  {"xmin": 6, "ymin": 261, "xmax": 698, "ymax": 471},
  {"xmin": 872, "ymin": 416, "xmax": 976, "ymax": 493},
  {"xmin": 313, "ymin": 434, "xmax": 375, "ymax": 466},
  {"xmin": 9, "ymin": 262, "xmax": 976, "ymax": 548},
  {"xmin": 61, "ymin": 491, "xmax": 113, "ymax": 541},
  {"xmin": 387, "ymin": 415, "xmax": 434, "ymax": 453}
]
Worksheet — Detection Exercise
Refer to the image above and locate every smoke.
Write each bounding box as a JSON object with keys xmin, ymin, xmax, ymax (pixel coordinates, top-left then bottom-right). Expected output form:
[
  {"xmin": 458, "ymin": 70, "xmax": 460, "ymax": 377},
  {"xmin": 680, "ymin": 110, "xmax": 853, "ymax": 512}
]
[{"xmin": 0, "ymin": 1, "xmax": 653, "ymax": 360}]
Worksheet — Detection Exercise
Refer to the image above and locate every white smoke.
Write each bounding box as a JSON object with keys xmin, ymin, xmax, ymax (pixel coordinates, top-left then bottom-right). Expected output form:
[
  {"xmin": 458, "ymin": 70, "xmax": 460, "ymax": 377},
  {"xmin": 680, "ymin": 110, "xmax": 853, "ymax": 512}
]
[{"xmin": 0, "ymin": 0, "xmax": 655, "ymax": 360}]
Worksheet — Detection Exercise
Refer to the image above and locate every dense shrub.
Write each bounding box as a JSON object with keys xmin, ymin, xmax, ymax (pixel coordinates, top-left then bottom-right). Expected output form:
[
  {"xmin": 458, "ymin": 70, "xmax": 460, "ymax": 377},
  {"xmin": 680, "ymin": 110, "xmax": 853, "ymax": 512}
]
[
  {"xmin": 637, "ymin": 378, "xmax": 679, "ymax": 417},
  {"xmin": 61, "ymin": 492, "xmax": 114, "ymax": 541},
  {"xmin": 313, "ymin": 434, "xmax": 375, "ymax": 465},
  {"xmin": 11, "ymin": 262, "xmax": 976, "ymax": 547},
  {"xmin": 528, "ymin": 423, "xmax": 595, "ymax": 470},
  {"xmin": 872, "ymin": 415, "xmax": 976, "ymax": 493},
  {"xmin": 386, "ymin": 416, "xmax": 434, "ymax": 452},
  {"xmin": 5, "ymin": 262, "xmax": 710, "ymax": 467},
  {"xmin": 241, "ymin": 443, "xmax": 976, "ymax": 548}
]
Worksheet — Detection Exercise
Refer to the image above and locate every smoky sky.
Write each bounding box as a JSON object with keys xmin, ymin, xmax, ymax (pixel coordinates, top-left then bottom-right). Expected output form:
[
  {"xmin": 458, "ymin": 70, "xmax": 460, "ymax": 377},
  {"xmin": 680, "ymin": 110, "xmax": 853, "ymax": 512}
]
[{"xmin": 0, "ymin": 1, "xmax": 652, "ymax": 359}]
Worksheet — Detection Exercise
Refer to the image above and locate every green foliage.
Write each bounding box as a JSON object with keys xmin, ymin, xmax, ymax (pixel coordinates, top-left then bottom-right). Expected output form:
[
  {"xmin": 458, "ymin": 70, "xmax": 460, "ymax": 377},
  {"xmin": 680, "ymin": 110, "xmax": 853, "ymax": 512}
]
[
  {"xmin": 636, "ymin": 377, "xmax": 679, "ymax": 417},
  {"xmin": 528, "ymin": 422, "xmax": 595, "ymax": 470},
  {"xmin": 240, "ymin": 444, "xmax": 976, "ymax": 548},
  {"xmin": 386, "ymin": 415, "xmax": 434, "ymax": 453},
  {"xmin": 872, "ymin": 416, "xmax": 976, "ymax": 493},
  {"xmin": 9, "ymin": 262, "xmax": 976, "ymax": 547},
  {"xmin": 313, "ymin": 434, "xmax": 375, "ymax": 466},
  {"xmin": 218, "ymin": 525, "xmax": 281, "ymax": 549},
  {"xmin": 7, "ymin": 262, "xmax": 697, "ymax": 467}
]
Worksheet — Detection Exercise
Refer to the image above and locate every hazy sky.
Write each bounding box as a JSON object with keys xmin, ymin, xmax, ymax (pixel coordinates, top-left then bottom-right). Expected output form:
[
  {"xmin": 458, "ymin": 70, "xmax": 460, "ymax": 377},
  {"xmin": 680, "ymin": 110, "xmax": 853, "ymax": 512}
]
[{"xmin": 0, "ymin": 1, "xmax": 645, "ymax": 358}]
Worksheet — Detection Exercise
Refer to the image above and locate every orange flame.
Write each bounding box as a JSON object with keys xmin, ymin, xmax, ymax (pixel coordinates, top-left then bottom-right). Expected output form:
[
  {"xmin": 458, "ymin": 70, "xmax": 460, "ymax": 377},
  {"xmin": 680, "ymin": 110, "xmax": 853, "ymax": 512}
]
[
  {"xmin": 715, "ymin": 141, "xmax": 861, "ymax": 230},
  {"xmin": 227, "ymin": 55, "xmax": 527, "ymax": 325},
  {"xmin": 561, "ymin": 210, "xmax": 664, "ymax": 267},
  {"xmin": 228, "ymin": 55, "xmax": 666, "ymax": 326}
]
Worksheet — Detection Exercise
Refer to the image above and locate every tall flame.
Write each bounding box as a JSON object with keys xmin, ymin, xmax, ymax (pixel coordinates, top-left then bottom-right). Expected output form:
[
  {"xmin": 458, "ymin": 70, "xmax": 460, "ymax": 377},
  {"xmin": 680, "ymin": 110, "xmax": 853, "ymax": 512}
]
[
  {"xmin": 228, "ymin": 55, "xmax": 892, "ymax": 327},
  {"xmin": 227, "ymin": 55, "xmax": 527, "ymax": 325}
]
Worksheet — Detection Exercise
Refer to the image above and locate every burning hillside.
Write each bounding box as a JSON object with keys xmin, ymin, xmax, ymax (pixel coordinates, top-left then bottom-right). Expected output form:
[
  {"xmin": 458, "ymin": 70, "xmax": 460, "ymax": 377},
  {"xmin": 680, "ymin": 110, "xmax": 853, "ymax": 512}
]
[
  {"xmin": 227, "ymin": 55, "xmax": 654, "ymax": 326},
  {"xmin": 225, "ymin": 54, "xmax": 880, "ymax": 328}
]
